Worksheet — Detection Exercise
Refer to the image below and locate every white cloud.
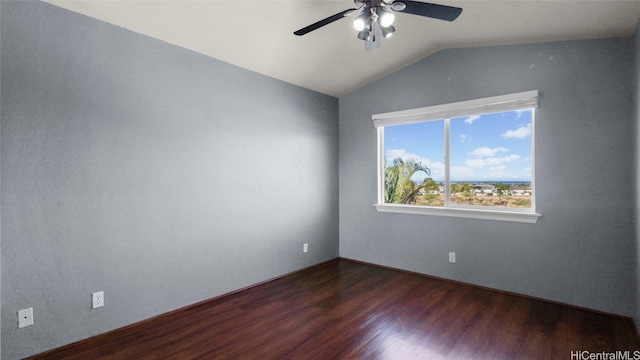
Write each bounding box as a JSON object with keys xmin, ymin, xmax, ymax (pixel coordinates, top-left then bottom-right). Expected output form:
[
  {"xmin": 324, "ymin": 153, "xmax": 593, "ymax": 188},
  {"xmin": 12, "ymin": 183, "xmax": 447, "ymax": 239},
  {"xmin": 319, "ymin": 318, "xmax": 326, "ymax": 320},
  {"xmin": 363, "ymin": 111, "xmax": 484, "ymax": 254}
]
[
  {"xmin": 489, "ymin": 165, "xmax": 508, "ymax": 171},
  {"xmin": 464, "ymin": 115, "xmax": 481, "ymax": 125},
  {"xmin": 469, "ymin": 146, "xmax": 508, "ymax": 157},
  {"xmin": 386, "ymin": 149, "xmax": 423, "ymax": 163},
  {"xmin": 464, "ymin": 154, "xmax": 520, "ymax": 168},
  {"xmin": 487, "ymin": 154, "xmax": 520, "ymax": 165},
  {"xmin": 464, "ymin": 159, "xmax": 486, "ymax": 168},
  {"xmin": 450, "ymin": 166, "xmax": 475, "ymax": 179},
  {"xmin": 386, "ymin": 149, "xmax": 443, "ymax": 180},
  {"xmin": 385, "ymin": 149, "xmax": 440, "ymax": 169},
  {"xmin": 459, "ymin": 134, "xmax": 470, "ymax": 143},
  {"xmin": 502, "ymin": 123, "xmax": 531, "ymax": 139}
]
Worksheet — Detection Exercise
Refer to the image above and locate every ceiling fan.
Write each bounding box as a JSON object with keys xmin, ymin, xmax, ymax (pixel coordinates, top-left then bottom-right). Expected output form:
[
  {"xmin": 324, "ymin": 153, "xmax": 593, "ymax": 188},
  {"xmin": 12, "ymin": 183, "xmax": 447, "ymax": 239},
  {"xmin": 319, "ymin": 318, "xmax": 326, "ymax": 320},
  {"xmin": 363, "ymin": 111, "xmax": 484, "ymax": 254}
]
[{"xmin": 294, "ymin": 0, "xmax": 462, "ymax": 51}]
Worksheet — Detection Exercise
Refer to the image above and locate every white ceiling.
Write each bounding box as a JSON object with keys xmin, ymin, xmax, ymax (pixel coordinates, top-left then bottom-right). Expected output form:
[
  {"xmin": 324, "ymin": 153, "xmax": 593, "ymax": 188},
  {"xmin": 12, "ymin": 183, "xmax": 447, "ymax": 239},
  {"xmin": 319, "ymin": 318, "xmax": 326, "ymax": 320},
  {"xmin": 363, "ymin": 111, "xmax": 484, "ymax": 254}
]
[{"xmin": 44, "ymin": 0, "xmax": 640, "ymax": 97}]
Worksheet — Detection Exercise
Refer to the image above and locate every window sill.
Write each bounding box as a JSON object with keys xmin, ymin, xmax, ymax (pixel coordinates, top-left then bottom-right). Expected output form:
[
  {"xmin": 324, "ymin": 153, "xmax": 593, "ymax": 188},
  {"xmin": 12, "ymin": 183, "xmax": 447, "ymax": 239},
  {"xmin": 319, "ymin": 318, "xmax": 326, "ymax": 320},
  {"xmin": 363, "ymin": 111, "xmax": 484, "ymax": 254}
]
[{"xmin": 374, "ymin": 204, "xmax": 541, "ymax": 223}]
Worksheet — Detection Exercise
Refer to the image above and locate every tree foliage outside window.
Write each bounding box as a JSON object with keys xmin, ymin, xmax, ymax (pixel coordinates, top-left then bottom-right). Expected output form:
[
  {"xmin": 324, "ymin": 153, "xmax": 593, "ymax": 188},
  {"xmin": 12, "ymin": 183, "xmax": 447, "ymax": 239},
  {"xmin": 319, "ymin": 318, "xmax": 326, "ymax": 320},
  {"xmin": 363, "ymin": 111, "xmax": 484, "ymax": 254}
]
[{"xmin": 384, "ymin": 158, "xmax": 431, "ymax": 204}]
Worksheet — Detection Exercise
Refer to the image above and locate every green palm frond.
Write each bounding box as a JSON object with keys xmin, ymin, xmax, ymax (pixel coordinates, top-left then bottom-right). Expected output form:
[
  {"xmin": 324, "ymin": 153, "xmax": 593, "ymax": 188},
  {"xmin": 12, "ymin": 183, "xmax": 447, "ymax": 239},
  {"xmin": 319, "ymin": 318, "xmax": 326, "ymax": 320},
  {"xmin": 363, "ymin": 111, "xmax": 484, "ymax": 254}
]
[{"xmin": 384, "ymin": 157, "xmax": 431, "ymax": 204}]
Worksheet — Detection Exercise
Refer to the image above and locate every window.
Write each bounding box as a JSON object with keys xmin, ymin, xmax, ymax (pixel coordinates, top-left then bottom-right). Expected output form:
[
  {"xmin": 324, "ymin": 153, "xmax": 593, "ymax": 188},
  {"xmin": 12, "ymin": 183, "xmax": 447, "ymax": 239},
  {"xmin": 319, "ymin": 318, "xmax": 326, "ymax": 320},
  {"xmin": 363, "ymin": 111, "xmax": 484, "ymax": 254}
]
[{"xmin": 374, "ymin": 91, "xmax": 541, "ymax": 223}]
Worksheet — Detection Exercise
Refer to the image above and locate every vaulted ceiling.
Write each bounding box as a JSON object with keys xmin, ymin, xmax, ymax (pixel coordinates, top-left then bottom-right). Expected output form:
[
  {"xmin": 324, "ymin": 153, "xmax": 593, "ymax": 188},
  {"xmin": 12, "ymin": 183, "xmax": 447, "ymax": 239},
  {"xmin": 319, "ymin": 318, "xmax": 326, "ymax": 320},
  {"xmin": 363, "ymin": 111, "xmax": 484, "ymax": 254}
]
[{"xmin": 44, "ymin": 0, "xmax": 640, "ymax": 97}]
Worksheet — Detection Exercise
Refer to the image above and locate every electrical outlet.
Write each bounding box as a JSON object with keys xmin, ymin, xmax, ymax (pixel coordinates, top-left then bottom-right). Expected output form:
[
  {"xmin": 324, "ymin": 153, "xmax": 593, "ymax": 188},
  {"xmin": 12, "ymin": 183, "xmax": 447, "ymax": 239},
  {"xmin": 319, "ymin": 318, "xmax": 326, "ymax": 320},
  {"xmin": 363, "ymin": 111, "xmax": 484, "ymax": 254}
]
[
  {"xmin": 18, "ymin": 308, "xmax": 34, "ymax": 328},
  {"xmin": 92, "ymin": 291, "xmax": 104, "ymax": 309},
  {"xmin": 449, "ymin": 252, "xmax": 456, "ymax": 263},
  {"xmin": 303, "ymin": 243, "xmax": 309, "ymax": 253}
]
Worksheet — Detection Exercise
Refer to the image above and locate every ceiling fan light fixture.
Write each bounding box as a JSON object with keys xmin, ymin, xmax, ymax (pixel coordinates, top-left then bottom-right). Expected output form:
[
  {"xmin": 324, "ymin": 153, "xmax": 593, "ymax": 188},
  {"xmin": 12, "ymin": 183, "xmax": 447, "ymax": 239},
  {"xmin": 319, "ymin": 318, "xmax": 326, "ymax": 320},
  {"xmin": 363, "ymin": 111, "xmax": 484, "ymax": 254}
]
[
  {"xmin": 353, "ymin": 16, "xmax": 366, "ymax": 31},
  {"xmin": 357, "ymin": 29, "xmax": 371, "ymax": 41},
  {"xmin": 379, "ymin": 11, "xmax": 395, "ymax": 27},
  {"xmin": 381, "ymin": 25, "xmax": 396, "ymax": 38}
]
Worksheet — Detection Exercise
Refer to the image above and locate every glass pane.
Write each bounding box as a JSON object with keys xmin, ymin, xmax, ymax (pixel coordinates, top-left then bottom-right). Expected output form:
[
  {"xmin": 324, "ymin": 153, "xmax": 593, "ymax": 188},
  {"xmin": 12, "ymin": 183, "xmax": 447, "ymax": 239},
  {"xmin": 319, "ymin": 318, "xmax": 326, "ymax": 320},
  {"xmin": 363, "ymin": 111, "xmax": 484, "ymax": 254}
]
[
  {"xmin": 383, "ymin": 121, "xmax": 445, "ymax": 206},
  {"xmin": 449, "ymin": 109, "xmax": 533, "ymax": 208}
]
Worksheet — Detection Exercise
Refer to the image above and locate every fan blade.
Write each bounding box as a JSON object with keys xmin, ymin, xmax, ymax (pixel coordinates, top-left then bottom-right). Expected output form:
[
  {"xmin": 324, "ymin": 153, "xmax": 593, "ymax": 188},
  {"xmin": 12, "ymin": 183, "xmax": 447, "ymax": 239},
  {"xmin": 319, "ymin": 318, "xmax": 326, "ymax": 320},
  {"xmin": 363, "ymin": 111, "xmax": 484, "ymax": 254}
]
[
  {"xmin": 294, "ymin": 8, "xmax": 358, "ymax": 36},
  {"xmin": 391, "ymin": 1, "xmax": 462, "ymax": 22}
]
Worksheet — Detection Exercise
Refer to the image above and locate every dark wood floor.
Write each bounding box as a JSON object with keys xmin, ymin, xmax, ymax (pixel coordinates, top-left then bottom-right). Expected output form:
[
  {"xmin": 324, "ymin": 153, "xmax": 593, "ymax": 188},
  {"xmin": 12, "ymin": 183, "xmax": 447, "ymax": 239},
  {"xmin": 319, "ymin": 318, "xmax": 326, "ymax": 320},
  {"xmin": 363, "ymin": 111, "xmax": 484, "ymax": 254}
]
[{"xmin": 30, "ymin": 259, "xmax": 639, "ymax": 359}]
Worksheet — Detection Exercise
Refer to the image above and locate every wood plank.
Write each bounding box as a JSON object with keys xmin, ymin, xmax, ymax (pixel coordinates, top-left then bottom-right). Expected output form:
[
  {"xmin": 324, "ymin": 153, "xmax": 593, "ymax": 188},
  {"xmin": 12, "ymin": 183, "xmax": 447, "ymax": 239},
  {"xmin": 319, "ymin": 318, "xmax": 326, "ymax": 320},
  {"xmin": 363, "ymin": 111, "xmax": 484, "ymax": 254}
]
[{"xmin": 28, "ymin": 259, "xmax": 640, "ymax": 359}]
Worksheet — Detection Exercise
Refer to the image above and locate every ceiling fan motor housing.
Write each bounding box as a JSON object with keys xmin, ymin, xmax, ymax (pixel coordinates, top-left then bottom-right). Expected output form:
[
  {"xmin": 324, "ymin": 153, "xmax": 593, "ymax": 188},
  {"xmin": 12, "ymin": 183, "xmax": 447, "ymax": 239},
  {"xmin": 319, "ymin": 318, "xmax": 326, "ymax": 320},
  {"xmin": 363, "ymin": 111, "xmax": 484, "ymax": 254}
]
[{"xmin": 354, "ymin": 0, "xmax": 388, "ymax": 8}]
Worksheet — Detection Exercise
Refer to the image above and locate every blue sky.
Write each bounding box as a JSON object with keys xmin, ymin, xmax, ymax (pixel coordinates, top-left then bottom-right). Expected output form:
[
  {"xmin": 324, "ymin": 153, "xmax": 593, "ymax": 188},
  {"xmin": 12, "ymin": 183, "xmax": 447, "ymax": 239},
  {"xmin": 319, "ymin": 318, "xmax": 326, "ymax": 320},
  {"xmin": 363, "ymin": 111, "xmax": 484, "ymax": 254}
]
[{"xmin": 384, "ymin": 109, "xmax": 533, "ymax": 182}]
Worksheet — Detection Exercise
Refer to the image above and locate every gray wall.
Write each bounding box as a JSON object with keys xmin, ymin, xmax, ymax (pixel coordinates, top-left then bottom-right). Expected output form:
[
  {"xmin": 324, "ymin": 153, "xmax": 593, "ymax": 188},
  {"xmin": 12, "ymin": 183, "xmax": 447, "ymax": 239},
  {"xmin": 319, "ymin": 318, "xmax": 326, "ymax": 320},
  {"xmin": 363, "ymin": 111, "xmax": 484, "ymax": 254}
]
[
  {"xmin": 635, "ymin": 21, "xmax": 640, "ymax": 331},
  {"xmin": 339, "ymin": 38, "xmax": 636, "ymax": 318},
  {"xmin": 1, "ymin": 2, "xmax": 339, "ymax": 359},
  {"xmin": 0, "ymin": 0, "xmax": 3, "ymax": 356}
]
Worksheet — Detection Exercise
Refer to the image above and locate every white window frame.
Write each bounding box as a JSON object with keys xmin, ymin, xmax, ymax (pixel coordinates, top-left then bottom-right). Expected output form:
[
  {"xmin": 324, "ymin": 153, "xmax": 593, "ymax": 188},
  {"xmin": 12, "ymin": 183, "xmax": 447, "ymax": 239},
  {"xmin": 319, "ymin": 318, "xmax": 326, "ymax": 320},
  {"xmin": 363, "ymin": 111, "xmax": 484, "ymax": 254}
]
[{"xmin": 373, "ymin": 91, "xmax": 541, "ymax": 223}]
